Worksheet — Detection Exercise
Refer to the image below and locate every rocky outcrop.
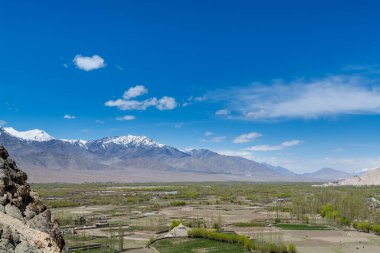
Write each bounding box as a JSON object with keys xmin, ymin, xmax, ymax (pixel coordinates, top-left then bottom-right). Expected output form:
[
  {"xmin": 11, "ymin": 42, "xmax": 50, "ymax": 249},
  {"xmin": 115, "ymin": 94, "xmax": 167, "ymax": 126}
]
[
  {"xmin": 0, "ymin": 145, "xmax": 64, "ymax": 252},
  {"xmin": 337, "ymin": 168, "xmax": 380, "ymax": 186}
]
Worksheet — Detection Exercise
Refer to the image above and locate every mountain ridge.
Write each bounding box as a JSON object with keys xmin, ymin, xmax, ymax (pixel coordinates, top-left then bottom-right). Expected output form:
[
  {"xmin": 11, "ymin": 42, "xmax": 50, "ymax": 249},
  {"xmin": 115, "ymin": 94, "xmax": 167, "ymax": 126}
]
[{"xmin": 0, "ymin": 127, "xmax": 351, "ymax": 183}]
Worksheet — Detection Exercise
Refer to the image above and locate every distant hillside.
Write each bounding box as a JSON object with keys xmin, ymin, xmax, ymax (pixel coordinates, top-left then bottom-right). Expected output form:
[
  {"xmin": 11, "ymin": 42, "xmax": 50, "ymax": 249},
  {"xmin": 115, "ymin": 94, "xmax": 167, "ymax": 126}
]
[
  {"xmin": 337, "ymin": 168, "xmax": 380, "ymax": 186},
  {"xmin": 302, "ymin": 167, "xmax": 352, "ymax": 182},
  {"xmin": 260, "ymin": 163, "xmax": 298, "ymax": 177},
  {"xmin": 0, "ymin": 127, "xmax": 303, "ymax": 182}
]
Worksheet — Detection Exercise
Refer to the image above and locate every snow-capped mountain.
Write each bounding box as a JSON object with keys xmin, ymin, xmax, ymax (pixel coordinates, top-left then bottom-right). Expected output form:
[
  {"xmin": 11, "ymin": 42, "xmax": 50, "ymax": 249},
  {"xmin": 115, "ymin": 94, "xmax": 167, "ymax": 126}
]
[
  {"xmin": 3, "ymin": 127, "xmax": 54, "ymax": 142},
  {"xmin": 61, "ymin": 139, "xmax": 89, "ymax": 148},
  {"xmin": 0, "ymin": 127, "xmax": 303, "ymax": 182},
  {"xmin": 98, "ymin": 135, "xmax": 165, "ymax": 148}
]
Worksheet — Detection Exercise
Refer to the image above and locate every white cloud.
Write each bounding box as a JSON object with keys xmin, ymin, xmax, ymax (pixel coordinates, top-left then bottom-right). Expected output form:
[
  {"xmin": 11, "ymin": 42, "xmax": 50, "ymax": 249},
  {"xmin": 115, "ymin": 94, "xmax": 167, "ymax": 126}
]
[
  {"xmin": 105, "ymin": 86, "xmax": 177, "ymax": 111},
  {"xmin": 215, "ymin": 149, "xmax": 380, "ymax": 173},
  {"xmin": 116, "ymin": 115, "xmax": 136, "ymax": 121},
  {"xmin": 233, "ymin": 132, "xmax": 262, "ymax": 143},
  {"xmin": 204, "ymin": 131, "xmax": 213, "ymax": 136},
  {"xmin": 211, "ymin": 75, "xmax": 380, "ymax": 120},
  {"xmin": 217, "ymin": 150, "xmax": 253, "ymax": 159},
  {"xmin": 105, "ymin": 98, "xmax": 158, "ymax": 110},
  {"xmin": 64, "ymin": 114, "xmax": 76, "ymax": 119},
  {"xmin": 201, "ymin": 136, "xmax": 226, "ymax": 143},
  {"xmin": 95, "ymin": 120, "xmax": 105, "ymax": 124},
  {"xmin": 123, "ymin": 85, "xmax": 148, "ymax": 100},
  {"xmin": 0, "ymin": 120, "xmax": 6, "ymax": 126},
  {"xmin": 183, "ymin": 96, "xmax": 207, "ymax": 106},
  {"xmin": 215, "ymin": 109, "xmax": 230, "ymax": 116},
  {"xmin": 157, "ymin": 96, "xmax": 177, "ymax": 110},
  {"xmin": 73, "ymin": 54, "xmax": 106, "ymax": 71},
  {"xmin": 247, "ymin": 140, "xmax": 303, "ymax": 151}
]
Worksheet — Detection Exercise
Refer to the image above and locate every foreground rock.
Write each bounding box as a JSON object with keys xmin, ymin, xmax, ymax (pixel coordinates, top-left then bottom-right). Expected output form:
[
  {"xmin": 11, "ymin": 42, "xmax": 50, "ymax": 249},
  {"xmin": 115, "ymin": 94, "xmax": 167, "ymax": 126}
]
[{"xmin": 0, "ymin": 145, "xmax": 64, "ymax": 252}]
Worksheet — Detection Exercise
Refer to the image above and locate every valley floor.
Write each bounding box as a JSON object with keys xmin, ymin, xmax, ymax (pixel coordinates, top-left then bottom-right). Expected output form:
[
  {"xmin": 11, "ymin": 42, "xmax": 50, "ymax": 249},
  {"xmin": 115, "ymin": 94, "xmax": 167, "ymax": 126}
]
[
  {"xmin": 30, "ymin": 182, "xmax": 380, "ymax": 253},
  {"xmin": 25, "ymin": 168, "xmax": 301, "ymax": 183}
]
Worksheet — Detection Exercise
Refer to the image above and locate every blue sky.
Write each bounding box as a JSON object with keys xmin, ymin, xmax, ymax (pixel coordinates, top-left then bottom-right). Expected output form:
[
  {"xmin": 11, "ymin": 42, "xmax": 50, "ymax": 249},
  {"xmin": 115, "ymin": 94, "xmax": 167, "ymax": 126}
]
[{"xmin": 1, "ymin": 0, "xmax": 380, "ymax": 173}]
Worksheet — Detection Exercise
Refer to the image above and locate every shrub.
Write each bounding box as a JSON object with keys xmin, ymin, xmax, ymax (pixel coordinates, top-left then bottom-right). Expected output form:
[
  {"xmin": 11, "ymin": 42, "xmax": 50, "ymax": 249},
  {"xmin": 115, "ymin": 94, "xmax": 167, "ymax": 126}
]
[
  {"xmin": 353, "ymin": 221, "xmax": 371, "ymax": 233},
  {"xmin": 288, "ymin": 243, "xmax": 297, "ymax": 253},
  {"xmin": 188, "ymin": 228, "xmax": 256, "ymax": 250},
  {"xmin": 187, "ymin": 228, "xmax": 296, "ymax": 252},
  {"xmin": 170, "ymin": 220, "xmax": 181, "ymax": 229},
  {"xmin": 320, "ymin": 204, "xmax": 334, "ymax": 217},
  {"xmin": 278, "ymin": 243, "xmax": 288, "ymax": 253},
  {"xmin": 339, "ymin": 216, "xmax": 350, "ymax": 226},
  {"xmin": 169, "ymin": 201, "xmax": 186, "ymax": 207},
  {"xmin": 371, "ymin": 224, "xmax": 380, "ymax": 234}
]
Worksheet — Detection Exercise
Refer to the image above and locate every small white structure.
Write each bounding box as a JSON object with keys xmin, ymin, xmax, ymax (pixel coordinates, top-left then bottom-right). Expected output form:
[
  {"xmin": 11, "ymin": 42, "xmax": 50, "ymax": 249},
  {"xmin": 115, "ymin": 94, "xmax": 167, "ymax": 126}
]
[{"xmin": 165, "ymin": 224, "xmax": 190, "ymax": 238}]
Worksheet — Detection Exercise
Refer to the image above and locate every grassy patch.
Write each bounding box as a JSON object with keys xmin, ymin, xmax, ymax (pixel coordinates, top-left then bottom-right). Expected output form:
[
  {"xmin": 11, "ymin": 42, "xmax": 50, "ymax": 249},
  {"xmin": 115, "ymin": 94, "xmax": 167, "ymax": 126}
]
[
  {"xmin": 232, "ymin": 221, "xmax": 266, "ymax": 227},
  {"xmin": 153, "ymin": 238, "xmax": 249, "ymax": 253},
  {"xmin": 275, "ymin": 223, "xmax": 330, "ymax": 230}
]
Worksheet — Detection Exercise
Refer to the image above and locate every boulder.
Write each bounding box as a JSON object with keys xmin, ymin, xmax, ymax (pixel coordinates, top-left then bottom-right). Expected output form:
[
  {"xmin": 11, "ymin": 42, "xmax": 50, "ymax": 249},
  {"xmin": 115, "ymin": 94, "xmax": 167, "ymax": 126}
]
[
  {"xmin": 5, "ymin": 203, "xmax": 23, "ymax": 221},
  {"xmin": 0, "ymin": 145, "xmax": 65, "ymax": 252},
  {"xmin": 15, "ymin": 241, "xmax": 41, "ymax": 253}
]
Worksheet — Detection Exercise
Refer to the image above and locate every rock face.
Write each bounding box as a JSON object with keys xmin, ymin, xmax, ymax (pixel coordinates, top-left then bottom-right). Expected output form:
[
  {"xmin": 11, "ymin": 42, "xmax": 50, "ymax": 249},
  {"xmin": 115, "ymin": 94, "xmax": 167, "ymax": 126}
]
[{"xmin": 0, "ymin": 145, "xmax": 64, "ymax": 252}]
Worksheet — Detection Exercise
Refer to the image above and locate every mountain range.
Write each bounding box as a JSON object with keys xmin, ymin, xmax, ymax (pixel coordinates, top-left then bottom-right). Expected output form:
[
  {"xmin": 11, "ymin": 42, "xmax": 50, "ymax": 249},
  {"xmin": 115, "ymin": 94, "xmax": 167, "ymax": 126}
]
[{"xmin": 0, "ymin": 127, "xmax": 351, "ymax": 183}]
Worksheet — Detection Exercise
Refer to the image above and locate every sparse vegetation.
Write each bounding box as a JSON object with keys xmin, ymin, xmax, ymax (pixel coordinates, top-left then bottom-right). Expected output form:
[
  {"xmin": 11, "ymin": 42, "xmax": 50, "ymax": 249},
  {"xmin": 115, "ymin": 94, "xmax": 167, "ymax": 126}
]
[
  {"xmin": 29, "ymin": 182, "xmax": 380, "ymax": 252},
  {"xmin": 169, "ymin": 200, "xmax": 187, "ymax": 207}
]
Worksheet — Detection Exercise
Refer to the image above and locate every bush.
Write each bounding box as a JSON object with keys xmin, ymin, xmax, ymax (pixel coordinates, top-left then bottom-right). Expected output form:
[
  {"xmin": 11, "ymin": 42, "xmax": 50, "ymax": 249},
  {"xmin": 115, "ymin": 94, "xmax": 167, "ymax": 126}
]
[
  {"xmin": 371, "ymin": 225, "xmax": 380, "ymax": 234},
  {"xmin": 320, "ymin": 204, "xmax": 334, "ymax": 217},
  {"xmin": 339, "ymin": 216, "xmax": 350, "ymax": 226},
  {"xmin": 188, "ymin": 228, "xmax": 255, "ymax": 250},
  {"xmin": 170, "ymin": 220, "xmax": 181, "ymax": 229},
  {"xmin": 278, "ymin": 243, "xmax": 288, "ymax": 253},
  {"xmin": 169, "ymin": 201, "xmax": 186, "ymax": 207},
  {"xmin": 320, "ymin": 204, "xmax": 351, "ymax": 226},
  {"xmin": 288, "ymin": 243, "xmax": 297, "ymax": 253},
  {"xmin": 353, "ymin": 221, "xmax": 371, "ymax": 232},
  {"xmin": 187, "ymin": 228, "xmax": 297, "ymax": 252}
]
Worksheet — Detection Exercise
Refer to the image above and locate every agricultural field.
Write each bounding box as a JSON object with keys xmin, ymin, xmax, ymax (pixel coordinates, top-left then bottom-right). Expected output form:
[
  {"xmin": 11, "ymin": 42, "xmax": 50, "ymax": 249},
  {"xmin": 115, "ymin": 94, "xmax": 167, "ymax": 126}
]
[{"xmin": 31, "ymin": 182, "xmax": 380, "ymax": 253}]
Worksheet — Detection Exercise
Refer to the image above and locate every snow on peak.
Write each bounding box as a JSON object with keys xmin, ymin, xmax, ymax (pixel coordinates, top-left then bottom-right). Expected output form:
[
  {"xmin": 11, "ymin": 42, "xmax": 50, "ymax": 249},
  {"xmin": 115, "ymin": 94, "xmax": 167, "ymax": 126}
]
[
  {"xmin": 61, "ymin": 139, "xmax": 88, "ymax": 148},
  {"xmin": 3, "ymin": 127, "xmax": 54, "ymax": 142},
  {"xmin": 102, "ymin": 135, "xmax": 165, "ymax": 148}
]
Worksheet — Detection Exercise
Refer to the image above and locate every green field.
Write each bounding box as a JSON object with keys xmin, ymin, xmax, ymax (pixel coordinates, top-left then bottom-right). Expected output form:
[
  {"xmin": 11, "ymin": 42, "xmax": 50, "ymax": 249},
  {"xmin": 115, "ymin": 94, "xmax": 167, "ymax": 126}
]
[
  {"xmin": 153, "ymin": 238, "xmax": 249, "ymax": 253},
  {"xmin": 31, "ymin": 182, "xmax": 380, "ymax": 252},
  {"xmin": 274, "ymin": 223, "xmax": 330, "ymax": 230}
]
